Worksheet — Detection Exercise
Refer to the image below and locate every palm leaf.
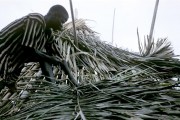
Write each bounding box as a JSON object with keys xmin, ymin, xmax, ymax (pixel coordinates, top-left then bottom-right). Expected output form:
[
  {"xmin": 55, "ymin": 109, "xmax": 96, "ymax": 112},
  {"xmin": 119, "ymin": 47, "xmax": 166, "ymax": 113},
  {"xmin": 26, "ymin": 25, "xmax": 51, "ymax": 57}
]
[
  {"xmin": 0, "ymin": 19, "xmax": 180, "ymax": 120},
  {"xmin": 138, "ymin": 31, "xmax": 174, "ymax": 59}
]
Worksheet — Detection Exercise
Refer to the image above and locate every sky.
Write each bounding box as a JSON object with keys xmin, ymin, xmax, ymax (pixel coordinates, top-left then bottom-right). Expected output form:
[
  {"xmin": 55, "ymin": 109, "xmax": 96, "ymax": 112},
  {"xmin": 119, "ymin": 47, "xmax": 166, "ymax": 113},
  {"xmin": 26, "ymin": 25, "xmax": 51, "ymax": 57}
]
[{"xmin": 0, "ymin": 0, "xmax": 180, "ymax": 55}]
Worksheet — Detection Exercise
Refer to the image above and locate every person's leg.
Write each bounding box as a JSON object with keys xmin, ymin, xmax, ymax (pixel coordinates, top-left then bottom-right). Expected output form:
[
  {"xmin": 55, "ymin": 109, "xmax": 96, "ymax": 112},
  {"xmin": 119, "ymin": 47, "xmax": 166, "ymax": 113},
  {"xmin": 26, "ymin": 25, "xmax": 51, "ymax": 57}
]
[
  {"xmin": 0, "ymin": 80, "xmax": 6, "ymax": 92},
  {"xmin": 5, "ymin": 82, "xmax": 17, "ymax": 93},
  {"xmin": 5, "ymin": 73, "xmax": 19, "ymax": 93},
  {"xmin": 0, "ymin": 80, "xmax": 16, "ymax": 93}
]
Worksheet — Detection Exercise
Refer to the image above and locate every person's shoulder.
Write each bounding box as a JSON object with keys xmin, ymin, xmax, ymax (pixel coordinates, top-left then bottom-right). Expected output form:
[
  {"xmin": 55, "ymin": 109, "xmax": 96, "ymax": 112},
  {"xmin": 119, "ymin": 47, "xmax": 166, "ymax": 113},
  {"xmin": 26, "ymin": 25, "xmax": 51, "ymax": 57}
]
[
  {"xmin": 28, "ymin": 13, "xmax": 44, "ymax": 18},
  {"xmin": 25, "ymin": 13, "xmax": 45, "ymax": 24}
]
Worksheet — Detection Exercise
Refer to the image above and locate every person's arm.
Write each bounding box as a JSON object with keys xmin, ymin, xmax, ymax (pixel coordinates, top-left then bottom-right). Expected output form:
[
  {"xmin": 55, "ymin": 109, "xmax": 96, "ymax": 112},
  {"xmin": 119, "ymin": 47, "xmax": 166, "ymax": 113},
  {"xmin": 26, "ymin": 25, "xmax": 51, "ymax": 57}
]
[
  {"xmin": 35, "ymin": 48, "xmax": 79, "ymax": 87},
  {"xmin": 23, "ymin": 45, "xmax": 78, "ymax": 86},
  {"xmin": 45, "ymin": 31, "xmax": 79, "ymax": 86}
]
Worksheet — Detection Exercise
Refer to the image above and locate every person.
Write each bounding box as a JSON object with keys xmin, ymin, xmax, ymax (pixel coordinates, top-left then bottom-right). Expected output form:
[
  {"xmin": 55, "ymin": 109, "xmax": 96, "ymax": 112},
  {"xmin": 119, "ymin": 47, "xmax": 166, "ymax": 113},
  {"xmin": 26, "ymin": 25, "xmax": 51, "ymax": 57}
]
[{"xmin": 0, "ymin": 4, "xmax": 78, "ymax": 93}]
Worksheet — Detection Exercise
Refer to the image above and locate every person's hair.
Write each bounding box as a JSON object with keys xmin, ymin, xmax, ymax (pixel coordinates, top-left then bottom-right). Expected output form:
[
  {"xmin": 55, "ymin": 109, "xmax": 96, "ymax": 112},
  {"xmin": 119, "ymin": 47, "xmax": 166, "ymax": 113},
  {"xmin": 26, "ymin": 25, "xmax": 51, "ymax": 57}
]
[{"xmin": 46, "ymin": 5, "xmax": 69, "ymax": 23}]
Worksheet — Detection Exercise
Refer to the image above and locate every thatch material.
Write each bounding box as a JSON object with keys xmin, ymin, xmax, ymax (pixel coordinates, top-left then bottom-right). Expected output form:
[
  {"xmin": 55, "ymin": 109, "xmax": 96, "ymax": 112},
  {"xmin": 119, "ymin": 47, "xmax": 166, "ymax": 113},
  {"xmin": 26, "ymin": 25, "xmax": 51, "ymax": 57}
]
[{"xmin": 0, "ymin": 19, "xmax": 180, "ymax": 120}]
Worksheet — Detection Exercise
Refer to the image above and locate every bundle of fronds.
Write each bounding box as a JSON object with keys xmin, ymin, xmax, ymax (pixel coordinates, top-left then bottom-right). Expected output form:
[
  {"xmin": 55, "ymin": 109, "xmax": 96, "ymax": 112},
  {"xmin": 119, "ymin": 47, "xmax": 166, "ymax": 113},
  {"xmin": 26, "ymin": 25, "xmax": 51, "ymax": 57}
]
[
  {"xmin": 0, "ymin": 19, "xmax": 180, "ymax": 120},
  {"xmin": 136, "ymin": 29, "xmax": 180, "ymax": 78}
]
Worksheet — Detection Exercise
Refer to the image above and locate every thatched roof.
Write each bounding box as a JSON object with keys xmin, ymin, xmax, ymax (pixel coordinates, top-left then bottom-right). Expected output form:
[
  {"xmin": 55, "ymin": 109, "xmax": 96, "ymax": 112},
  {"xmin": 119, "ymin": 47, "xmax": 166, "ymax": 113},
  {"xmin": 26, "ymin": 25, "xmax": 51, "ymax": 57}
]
[{"xmin": 0, "ymin": 19, "xmax": 180, "ymax": 120}]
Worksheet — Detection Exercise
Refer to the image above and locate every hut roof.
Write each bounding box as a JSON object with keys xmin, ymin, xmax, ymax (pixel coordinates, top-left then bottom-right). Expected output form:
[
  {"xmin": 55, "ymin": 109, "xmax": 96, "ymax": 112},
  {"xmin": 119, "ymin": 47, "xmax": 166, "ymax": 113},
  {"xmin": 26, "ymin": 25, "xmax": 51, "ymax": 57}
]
[{"xmin": 0, "ymin": 19, "xmax": 180, "ymax": 120}]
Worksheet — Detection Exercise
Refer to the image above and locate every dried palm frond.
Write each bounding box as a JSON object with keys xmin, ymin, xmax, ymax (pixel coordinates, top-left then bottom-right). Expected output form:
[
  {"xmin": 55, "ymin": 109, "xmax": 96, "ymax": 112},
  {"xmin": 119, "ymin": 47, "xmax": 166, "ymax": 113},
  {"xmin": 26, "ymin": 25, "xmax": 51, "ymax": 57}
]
[
  {"xmin": 1, "ymin": 67, "xmax": 180, "ymax": 120},
  {"xmin": 0, "ymin": 19, "xmax": 180, "ymax": 120},
  {"xmin": 137, "ymin": 29, "xmax": 174, "ymax": 58}
]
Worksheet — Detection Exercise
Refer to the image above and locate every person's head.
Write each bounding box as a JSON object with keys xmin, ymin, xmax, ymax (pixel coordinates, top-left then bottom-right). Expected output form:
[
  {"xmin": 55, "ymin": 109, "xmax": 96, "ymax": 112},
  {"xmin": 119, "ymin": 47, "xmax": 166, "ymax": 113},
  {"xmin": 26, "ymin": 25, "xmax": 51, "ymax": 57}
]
[{"xmin": 44, "ymin": 5, "xmax": 69, "ymax": 31}]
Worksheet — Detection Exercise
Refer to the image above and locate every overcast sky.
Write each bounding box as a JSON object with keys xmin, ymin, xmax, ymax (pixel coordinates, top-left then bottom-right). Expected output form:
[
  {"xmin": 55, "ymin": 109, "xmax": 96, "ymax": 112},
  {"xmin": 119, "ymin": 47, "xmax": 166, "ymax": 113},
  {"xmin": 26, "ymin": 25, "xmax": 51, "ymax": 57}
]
[{"xmin": 0, "ymin": 0, "xmax": 180, "ymax": 55}]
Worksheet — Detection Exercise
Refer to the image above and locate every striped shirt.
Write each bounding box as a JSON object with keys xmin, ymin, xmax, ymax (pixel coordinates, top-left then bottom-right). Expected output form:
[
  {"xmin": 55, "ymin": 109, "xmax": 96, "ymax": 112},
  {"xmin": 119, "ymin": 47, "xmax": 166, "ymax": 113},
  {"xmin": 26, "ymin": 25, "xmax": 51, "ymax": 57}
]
[{"xmin": 0, "ymin": 13, "xmax": 62, "ymax": 81}]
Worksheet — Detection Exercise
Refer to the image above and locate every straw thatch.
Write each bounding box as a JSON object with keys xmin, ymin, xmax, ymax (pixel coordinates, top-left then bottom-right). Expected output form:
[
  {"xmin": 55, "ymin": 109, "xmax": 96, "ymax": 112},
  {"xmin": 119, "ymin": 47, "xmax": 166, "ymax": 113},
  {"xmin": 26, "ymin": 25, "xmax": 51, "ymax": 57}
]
[{"xmin": 0, "ymin": 19, "xmax": 180, "ymax": 120}]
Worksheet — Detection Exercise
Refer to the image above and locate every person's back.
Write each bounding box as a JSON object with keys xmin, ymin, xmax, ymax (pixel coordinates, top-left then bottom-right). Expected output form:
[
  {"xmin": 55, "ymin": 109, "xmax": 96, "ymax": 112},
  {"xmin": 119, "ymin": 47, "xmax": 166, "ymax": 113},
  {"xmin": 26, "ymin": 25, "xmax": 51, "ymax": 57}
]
[{"xmin": 0, "ymin": 13, "xmax": 47, "ymax": 76}]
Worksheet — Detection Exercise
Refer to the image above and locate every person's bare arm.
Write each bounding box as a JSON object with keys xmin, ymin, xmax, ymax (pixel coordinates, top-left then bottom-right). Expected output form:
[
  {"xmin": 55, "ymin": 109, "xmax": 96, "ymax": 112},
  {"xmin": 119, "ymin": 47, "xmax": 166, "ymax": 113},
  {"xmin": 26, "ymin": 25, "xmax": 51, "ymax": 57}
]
[{"xmin": 35, "ymin": 50, "xmax": 79, "ymax": 86}]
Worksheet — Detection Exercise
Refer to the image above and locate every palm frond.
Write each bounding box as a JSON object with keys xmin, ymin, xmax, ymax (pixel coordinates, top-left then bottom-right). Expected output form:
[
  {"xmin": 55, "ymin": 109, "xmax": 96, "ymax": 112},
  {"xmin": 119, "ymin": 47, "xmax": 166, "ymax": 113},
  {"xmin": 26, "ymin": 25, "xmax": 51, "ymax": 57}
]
[
  {"xmin": 138, "ymin": 33, "xmax": 174, "ymax": 59},
  {"xmin": 0, "ymin": 19, "xmax": 180, "ymax": 120},
  {"xmin": 1, "ymin": 68, "xmax": 180, "ymax": 120}
]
